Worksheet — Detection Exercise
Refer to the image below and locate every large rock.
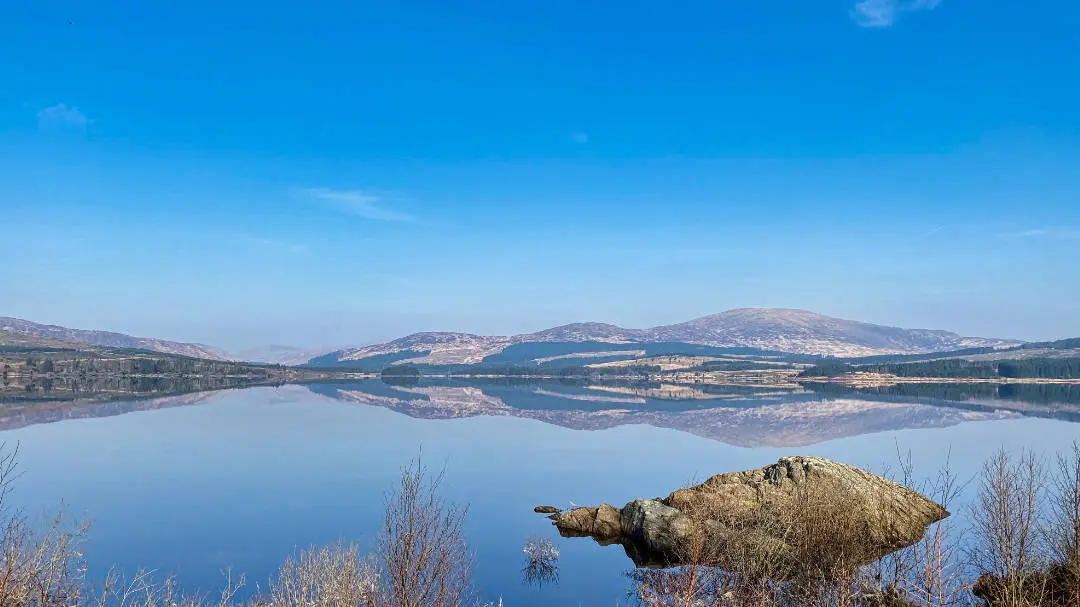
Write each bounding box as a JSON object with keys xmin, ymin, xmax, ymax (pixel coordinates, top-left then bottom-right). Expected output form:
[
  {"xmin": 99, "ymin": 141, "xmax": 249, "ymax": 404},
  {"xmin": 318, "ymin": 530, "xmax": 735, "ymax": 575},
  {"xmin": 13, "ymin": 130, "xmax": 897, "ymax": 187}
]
[{"xmin": 541, "ymin": 456, "xmax": 949, "ymax": 572}]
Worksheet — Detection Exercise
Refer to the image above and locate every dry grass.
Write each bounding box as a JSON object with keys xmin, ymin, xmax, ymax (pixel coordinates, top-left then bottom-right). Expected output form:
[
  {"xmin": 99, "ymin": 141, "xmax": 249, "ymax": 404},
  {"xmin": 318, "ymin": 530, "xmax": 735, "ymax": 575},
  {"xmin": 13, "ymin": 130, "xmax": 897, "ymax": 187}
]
[
  {"xmin": 628, "ymin": 446, "xmax": 1080, "ymax": 607},
  {"xmin": 93, "ymin": 569, "xmax": 245, "ymax": 607},
  {"xmin": 269, "ymin": 543, "xmax": 377, "ymax": 607},
  {"xmin": 628, "ymin": 472, "xmax": 891, "ymax": 607},
  {"xmin": 3, "ymin": 440, "xmax": 1080, "ymax": 607},
  {"xmin": 0, "ymin": 446, "xmax": 499, "ymax": 607},
  {"xmin": 0, "ymin": 443, "xmax": 90, "ymax": 607}
]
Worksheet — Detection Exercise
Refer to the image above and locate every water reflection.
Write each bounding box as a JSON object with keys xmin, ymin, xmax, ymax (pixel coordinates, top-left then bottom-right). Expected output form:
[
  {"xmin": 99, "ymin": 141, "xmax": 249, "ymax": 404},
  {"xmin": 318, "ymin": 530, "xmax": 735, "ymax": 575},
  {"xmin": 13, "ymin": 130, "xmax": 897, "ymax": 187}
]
[
  {"xmin": 2, "ymin": 377, "xmax": 1078, "ymax": 447},
  {"xmin": 0, "ymin": 376, "xmax": 273, "ymax": 430},
  {"xmin": 521, "ymin": 536, "xmax": 560, "ymax": 588},
  {"xmin": 1, "ymin": 382, "xmax": 1077, "ymax": 607},
  {"xmin": 305, "ymin": 379, "xmax": 1030, "ymax": 448},
  {"xmin": 806, "ymin": 382, "xmax": 1080, "ymax": 422}
]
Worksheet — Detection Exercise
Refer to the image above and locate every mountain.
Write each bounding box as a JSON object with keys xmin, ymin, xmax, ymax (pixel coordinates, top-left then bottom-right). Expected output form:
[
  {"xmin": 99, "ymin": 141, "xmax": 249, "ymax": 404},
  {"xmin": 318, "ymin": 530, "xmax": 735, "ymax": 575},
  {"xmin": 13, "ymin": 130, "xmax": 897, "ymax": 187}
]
[
  {"xmin": 0, "ymin": 328, "xmax": 89, "ymax": 350},
  {"xmin": 314, "ymin": 308, "xmax": 1017, "ymax": 367},
  {"xmin": 644, "ymin": 308, "xmax": 1008, "ymax": 358},
  {"xmin": 236, "ymin": 345, "xmax": 336, "ymax": 365},
  {"xmin": 0, "ymin": 317, "xmax": 232, "ymax": 361}
]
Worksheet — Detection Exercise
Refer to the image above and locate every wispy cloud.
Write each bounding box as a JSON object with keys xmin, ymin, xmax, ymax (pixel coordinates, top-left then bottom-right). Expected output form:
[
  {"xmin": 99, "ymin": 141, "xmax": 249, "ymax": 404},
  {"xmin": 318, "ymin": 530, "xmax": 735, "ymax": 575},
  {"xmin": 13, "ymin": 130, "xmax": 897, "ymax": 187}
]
[
  {"xmin": 1007, "ymin": 227, "xmax": 1080, "ymax": 240},
  {"xmin": 913, "ymin": 224, "xmax": 944, "ymax": 241},
  {"xmin": 300, "ymin": 188, "xmax": 414, "ymax": 222},
  {"xmin": 36, "ymin": 103, "xmax": 89, "ymax": 130},
  {"xmin": 851, "ymin": 0, "xmax": 942, "ymax": 27}
]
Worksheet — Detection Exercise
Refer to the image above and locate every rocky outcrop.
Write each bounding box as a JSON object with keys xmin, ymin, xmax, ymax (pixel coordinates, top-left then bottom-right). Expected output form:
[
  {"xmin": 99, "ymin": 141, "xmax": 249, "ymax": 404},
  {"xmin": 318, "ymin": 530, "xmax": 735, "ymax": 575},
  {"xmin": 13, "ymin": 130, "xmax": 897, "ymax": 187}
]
[{"xmin": 539, "ymin": 456, "xmax": 949, "ymax": 571}]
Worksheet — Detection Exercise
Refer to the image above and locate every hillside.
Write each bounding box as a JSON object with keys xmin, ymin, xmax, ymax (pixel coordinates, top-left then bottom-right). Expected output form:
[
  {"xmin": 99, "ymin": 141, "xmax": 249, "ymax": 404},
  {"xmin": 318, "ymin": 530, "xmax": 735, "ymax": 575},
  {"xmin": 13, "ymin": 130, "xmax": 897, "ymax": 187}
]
[
  {"xmin": 0, "ymin": 328, "xmax": 90, "ymax": 350},
  {"xmin": 644, "ymin": 308, "xmax": 1008, "ymax": 357},
  {"xmin": 314, "ymin": 308, "xmax": 1018, "ymax": 368},
  {"xmin": 0, "ymin": 317, "xmax": 232, "ymax": 361},
  {"xmin": 235, "ymin": 345, "xmax": 335, "ymax": 366}
]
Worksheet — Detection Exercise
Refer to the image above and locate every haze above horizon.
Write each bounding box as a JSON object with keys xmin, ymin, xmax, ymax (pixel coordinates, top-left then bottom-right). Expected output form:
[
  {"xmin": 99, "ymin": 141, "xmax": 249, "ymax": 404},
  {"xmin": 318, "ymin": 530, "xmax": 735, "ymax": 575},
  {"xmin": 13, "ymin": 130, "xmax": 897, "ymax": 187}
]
[{"xmin": 2, "ymin": 1, "xmax": 1078, "ymax": 350}]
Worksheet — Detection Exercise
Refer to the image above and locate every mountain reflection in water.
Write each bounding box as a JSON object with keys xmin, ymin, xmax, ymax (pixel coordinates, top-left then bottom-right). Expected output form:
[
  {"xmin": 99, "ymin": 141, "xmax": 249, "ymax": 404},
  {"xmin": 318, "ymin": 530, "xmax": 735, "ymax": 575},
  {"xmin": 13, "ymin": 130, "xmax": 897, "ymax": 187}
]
[{"xmin": 1, "ymin": 378, "xmax": 1078, "ymax": 447}]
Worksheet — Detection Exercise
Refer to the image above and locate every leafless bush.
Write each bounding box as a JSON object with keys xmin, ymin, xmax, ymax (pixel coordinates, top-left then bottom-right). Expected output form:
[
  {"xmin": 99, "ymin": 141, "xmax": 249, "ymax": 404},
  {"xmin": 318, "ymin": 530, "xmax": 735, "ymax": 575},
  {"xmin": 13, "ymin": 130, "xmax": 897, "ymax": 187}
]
[
  {"xmin": 869, "ymin": 450, "xmax": 970, "ymax": 607},
  {"xmin": 377, "ymin": 458, "xmax": 479, "ymax": 607},
  {"xmin": 93, "ymin": 569, "xmax": 245, "ymax": 607},
  {"xmin": 268, "ymin": 543, "xmax": 377, "ymax": 607},
  {"xmin": 969, "ymin": 450, "xmax": 1051, "ymax": 607},
  {"xmin": 522, "ymin": 536, "xmax": 558, "ymax": 565},
  {"xmin": 629, "ymin": 565, "xmax": 740, "ymax": 607},
  {"xmin": 0, "ymin": 443, "xmax": 89, "ymax": 607},
  {"xmin": 0, "ymin": 441, "xmax": 507, "ymax": 607},
  {"xmin": 1046, "ymin": 442, "xmax": 1080, "ymax": 607}
]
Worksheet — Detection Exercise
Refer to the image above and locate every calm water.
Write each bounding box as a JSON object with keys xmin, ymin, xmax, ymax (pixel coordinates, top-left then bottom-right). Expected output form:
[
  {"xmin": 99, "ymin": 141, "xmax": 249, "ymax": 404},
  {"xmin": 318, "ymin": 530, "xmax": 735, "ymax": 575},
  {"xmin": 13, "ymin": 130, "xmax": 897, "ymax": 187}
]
[{"xmin": 2, "ymin": 379, "xmax": 1079, "ymax": 606}]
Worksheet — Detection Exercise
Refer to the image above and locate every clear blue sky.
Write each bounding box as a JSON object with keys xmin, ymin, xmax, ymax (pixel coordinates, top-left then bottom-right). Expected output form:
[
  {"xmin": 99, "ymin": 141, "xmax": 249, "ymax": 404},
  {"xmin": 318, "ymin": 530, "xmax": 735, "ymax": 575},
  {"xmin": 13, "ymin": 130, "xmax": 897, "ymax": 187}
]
[{"xmin": 2, "ymin": 0, "xmax": 1078, "ymax": 350}]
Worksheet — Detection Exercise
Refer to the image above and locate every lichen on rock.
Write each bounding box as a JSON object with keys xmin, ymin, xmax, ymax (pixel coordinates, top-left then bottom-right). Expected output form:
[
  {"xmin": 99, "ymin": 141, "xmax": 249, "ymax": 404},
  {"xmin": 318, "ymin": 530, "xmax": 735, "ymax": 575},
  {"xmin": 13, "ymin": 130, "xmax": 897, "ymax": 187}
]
[{"xmin": 537, "ymin": 456, "xmax": 949, "ymax": 572}]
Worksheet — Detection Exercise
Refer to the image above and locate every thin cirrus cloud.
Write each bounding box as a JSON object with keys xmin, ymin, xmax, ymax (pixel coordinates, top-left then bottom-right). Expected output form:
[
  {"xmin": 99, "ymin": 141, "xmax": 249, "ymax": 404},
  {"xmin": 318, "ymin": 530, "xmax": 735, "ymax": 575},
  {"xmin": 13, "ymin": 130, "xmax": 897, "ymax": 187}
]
[
  {"xmin": 300, "ymin": 188, "xmax": 414, "ymax": 222},
  {"xmin": 851, "ymin": 0, "xmax": 942, "ymax": 27},
  {"xmin": 36, "ymin": 103, "xmax": 89, "ymax": 130},
  {"xmin": 1009, "ymin": 227, "xmax": 1080, "ymax": 240}
]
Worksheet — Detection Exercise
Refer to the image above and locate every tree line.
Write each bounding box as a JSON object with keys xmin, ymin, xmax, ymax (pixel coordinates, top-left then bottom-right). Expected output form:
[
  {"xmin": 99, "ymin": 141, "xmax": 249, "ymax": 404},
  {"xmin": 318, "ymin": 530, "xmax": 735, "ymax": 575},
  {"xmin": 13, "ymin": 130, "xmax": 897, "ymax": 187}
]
[
  {"xmin": 799, "ymin": 357, "xmax": 1080, "ymax": 380},
  {"xmin": 8, "ymin": 353, "xmax": 277, "ymax": 378}
]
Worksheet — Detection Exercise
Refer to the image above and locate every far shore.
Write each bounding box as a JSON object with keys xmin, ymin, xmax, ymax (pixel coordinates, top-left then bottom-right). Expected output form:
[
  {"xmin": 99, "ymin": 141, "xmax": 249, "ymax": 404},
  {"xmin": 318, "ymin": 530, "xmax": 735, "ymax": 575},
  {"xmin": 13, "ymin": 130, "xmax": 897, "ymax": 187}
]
[{"xmin": 799, "ymin": 372, "xmax": 1080, "ymax": 387}]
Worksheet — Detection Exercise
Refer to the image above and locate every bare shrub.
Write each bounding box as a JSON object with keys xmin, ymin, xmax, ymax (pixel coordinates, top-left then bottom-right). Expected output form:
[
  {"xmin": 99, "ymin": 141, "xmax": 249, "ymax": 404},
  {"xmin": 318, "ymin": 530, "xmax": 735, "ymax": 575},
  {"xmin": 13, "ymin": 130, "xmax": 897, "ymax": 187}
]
[
  {"xmin": 0, "ymin": 443, "xmax": 89, "ymax": 607},
  {"xmin": 268, "ymin": 543, "xmax": 377, "ymax": 607},
  {"xmin": 522, "ymin": 536, "xmax": 558, "ymax": 565},
  {"xmin": 1046, "ymin": 442, "xmax": 1080, "ymax": 606},
  {"xmin": 628, "ymin": 565, "xmax": 739, "ymax": 607},
  {"xmin": 0, "ymin": 511, "xmax": 89, "ymax": 606},
  {"xmin": 969, "ymin": 449, "xmax": 1051, "ymax": 607},
  {"xmin": 93, "ymin": 569, "xmax": 245, "ymax": 607},
  {"xmin": 869, "ymin": 450, "xmax": 969, "ymax": 607},
  {"xmin": 377, "ymin": 459, "xmax": 478, "ymax": 607}
]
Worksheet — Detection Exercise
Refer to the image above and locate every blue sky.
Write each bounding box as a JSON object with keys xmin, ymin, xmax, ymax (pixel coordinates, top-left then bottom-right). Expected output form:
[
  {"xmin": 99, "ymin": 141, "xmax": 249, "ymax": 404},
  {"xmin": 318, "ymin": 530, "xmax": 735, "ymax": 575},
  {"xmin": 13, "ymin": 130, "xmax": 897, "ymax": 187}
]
[{"xmin": 2, "ymin": 0, "xmax": 1079, "ymax": 350}]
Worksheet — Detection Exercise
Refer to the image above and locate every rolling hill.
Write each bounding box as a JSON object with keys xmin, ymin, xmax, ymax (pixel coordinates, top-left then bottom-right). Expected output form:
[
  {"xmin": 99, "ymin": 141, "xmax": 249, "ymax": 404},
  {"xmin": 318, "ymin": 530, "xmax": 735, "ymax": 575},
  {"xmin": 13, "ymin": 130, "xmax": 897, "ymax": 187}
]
[
  {"xmin": 0, "ymin": 317, "xmax": 233, "ymax": 360},
  {"xmin": 311, "ymin": 308, "xmax": 1018, "ymax": 368}
]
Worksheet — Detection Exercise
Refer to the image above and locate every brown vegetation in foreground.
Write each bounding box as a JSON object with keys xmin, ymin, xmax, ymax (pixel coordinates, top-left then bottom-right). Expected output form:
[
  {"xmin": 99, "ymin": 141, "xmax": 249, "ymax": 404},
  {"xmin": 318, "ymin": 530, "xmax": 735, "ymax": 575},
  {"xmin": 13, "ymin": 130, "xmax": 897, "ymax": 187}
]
[
  {"xmin": 0, "ymin": 441, "xmax": 1078, "ymax": 607},
  {"xmin": 0, "ymin": 448, "xmax": 501, "ymax": 607},
  {"xmin": 628, "ymin": 447, "xmax": 1080, "ymax": 607}
]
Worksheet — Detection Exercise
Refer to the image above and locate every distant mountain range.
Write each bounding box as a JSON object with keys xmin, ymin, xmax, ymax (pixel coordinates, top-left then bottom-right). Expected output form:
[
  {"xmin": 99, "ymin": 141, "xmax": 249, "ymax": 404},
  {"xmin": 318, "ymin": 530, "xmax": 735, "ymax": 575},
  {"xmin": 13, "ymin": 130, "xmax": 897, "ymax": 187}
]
[
  {"xmin": 313, "ymin": 308, "xmax": 1018, "ymax": 368},
  {"xmin": 0, "ymin": 317, "xmax": 232, "ymax": 361},
  {"xmin": 1, "ymin": 308, "xmax": 1022, "ymax": 367},
  {"xmin": 234, "ymin": 345, "xmax": 334, "ymax": 366}
]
